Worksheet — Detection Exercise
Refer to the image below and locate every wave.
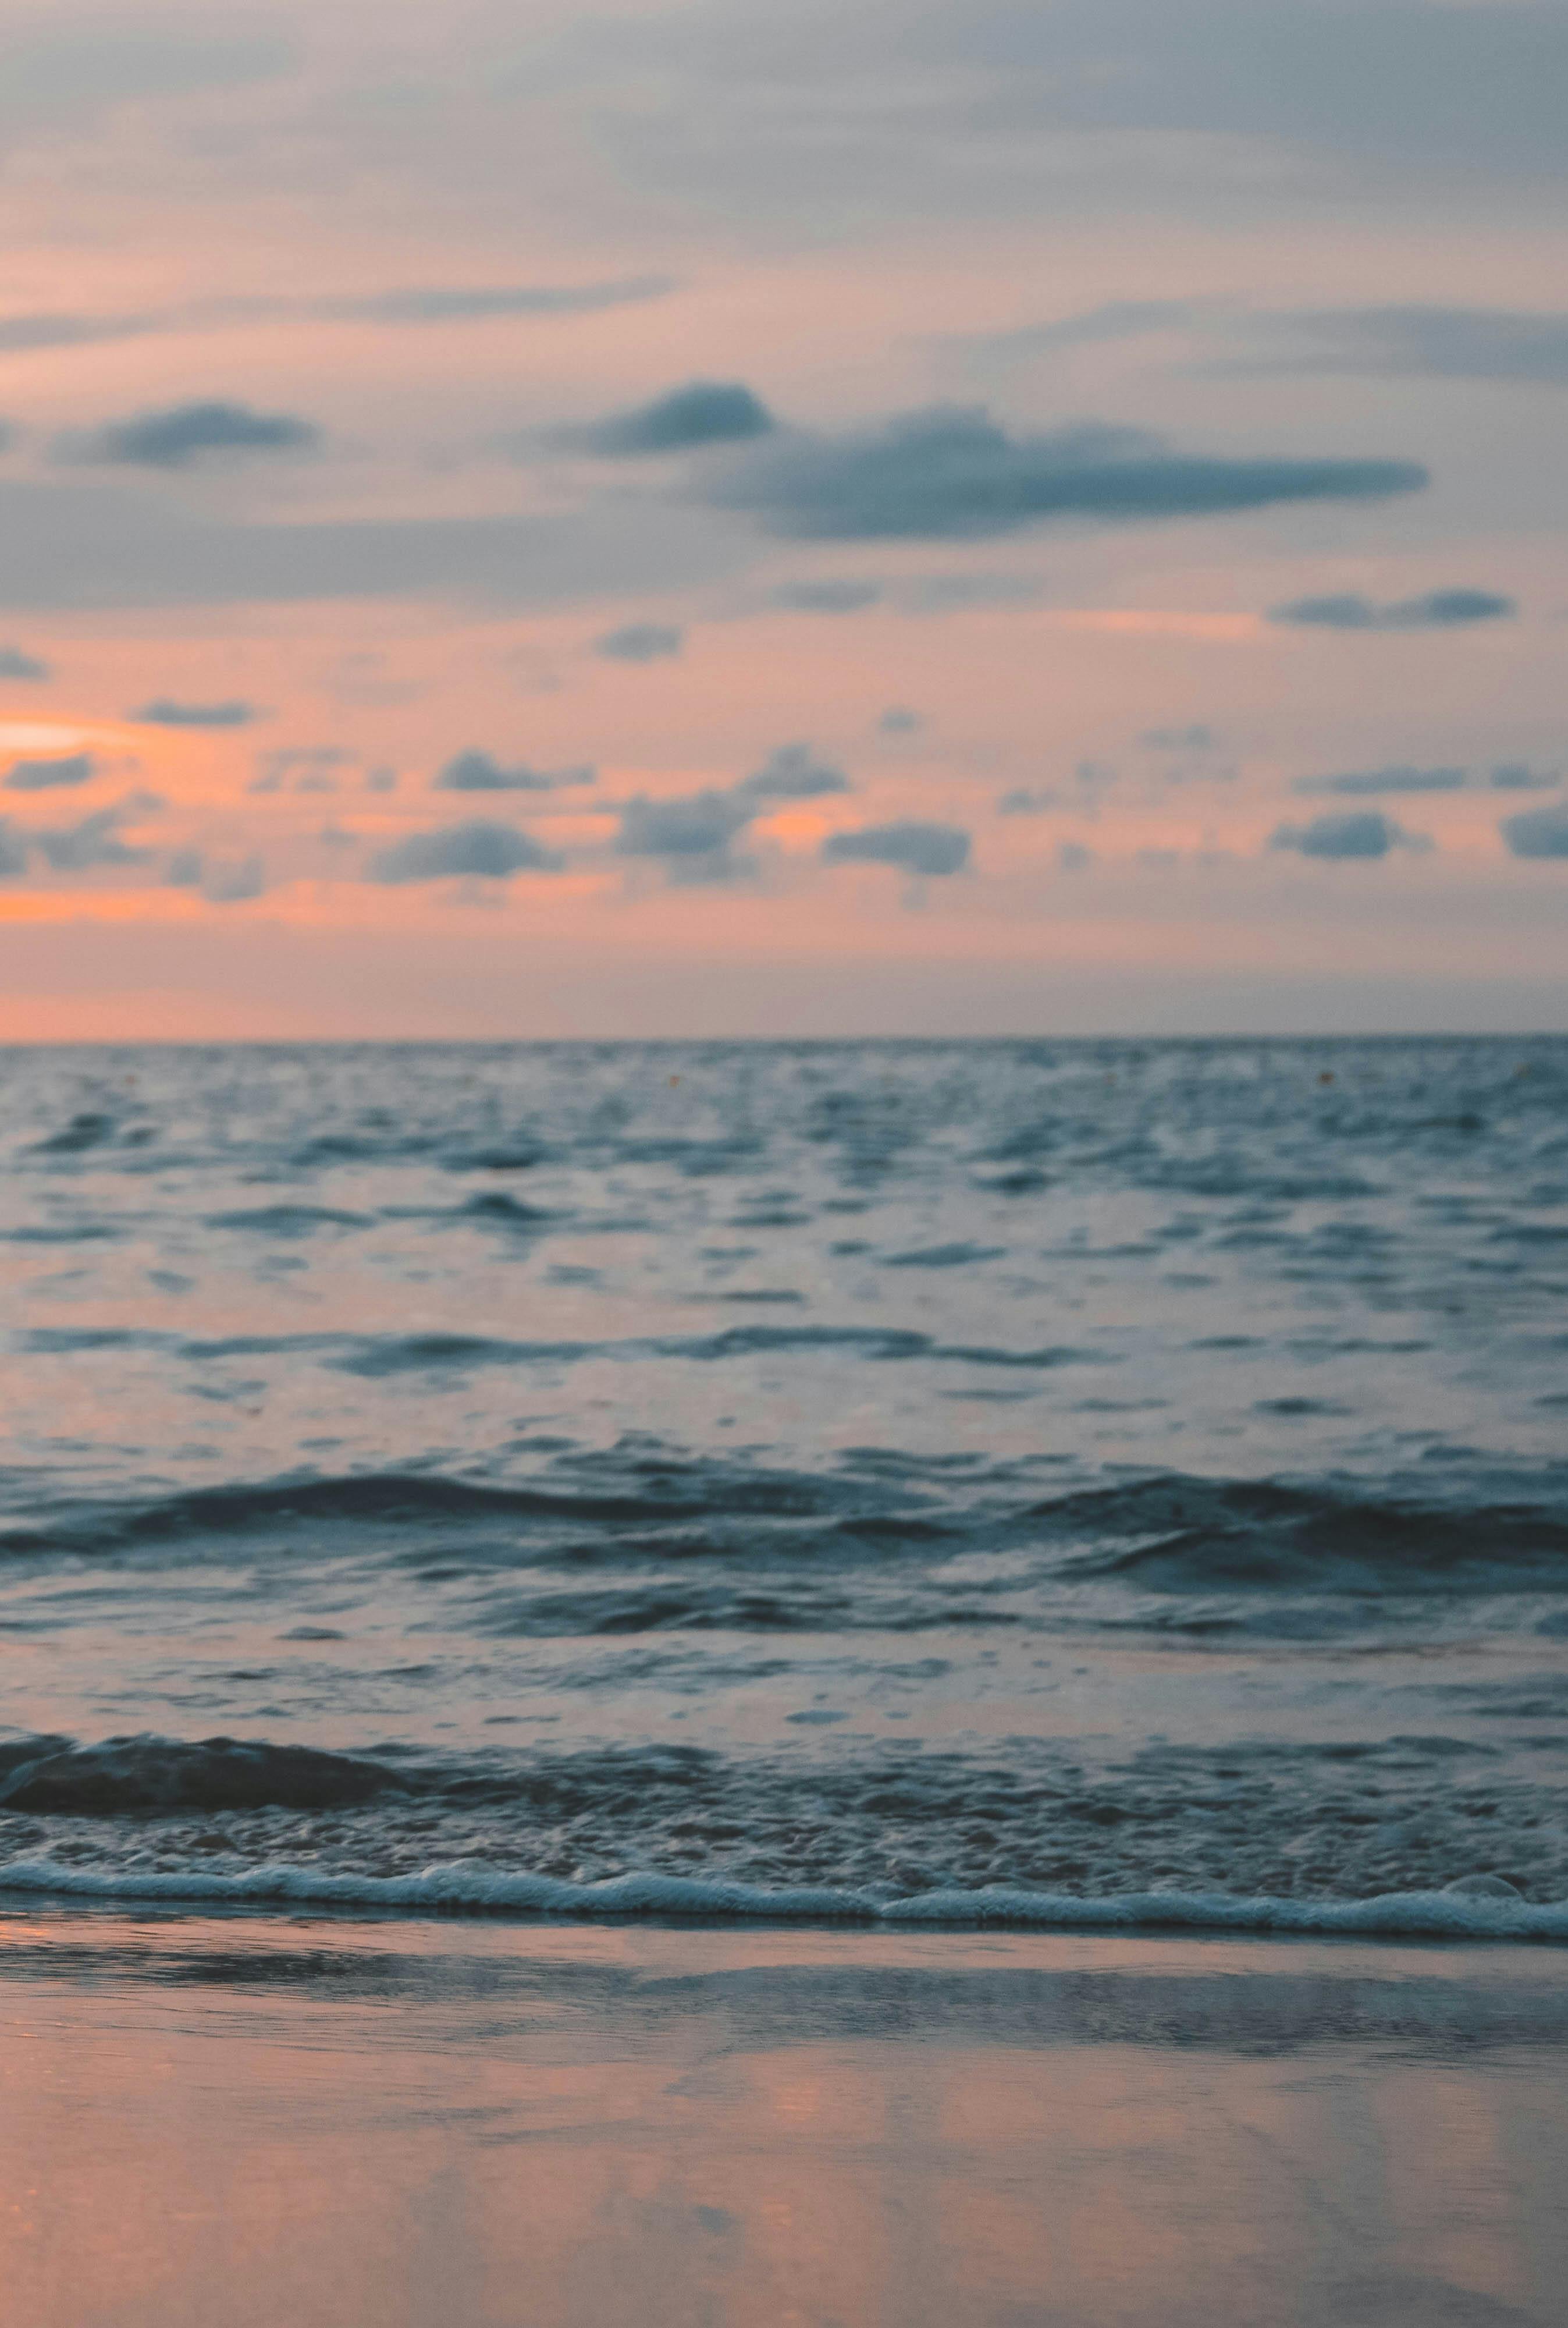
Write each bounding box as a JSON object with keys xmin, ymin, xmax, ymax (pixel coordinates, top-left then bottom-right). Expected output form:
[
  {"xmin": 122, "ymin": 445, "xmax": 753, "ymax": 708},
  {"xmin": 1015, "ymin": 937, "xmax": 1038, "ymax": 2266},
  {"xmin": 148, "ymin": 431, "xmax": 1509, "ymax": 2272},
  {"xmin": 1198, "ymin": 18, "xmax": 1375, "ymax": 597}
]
[
  {"xmin": 0, "ymin": 1855, "xmax": 1560, "ymax": 1938},
  {"xmin": 0, "ymin": 1735, "xmax": 407, "ymax": 1815},
  {"xmin": 1036, "ymin": 1474, "xmax": 1568, "ymax": 1594}
]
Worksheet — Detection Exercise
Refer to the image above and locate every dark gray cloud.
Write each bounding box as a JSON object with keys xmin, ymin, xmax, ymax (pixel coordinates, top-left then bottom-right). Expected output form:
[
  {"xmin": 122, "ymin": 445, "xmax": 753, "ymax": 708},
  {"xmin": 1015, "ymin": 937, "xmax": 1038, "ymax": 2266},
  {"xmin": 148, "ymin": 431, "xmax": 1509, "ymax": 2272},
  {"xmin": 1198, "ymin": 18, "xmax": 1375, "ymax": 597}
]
[
  {"xmin": 5, "ymin": 751, "xmax": 95, "ymax": 792},
  {"xmin": 368, "ymin": 821, "xmax": 565, "ymax": 883},
  {"xmin": 595, "ymin": 622, "xmax": 685, "ymax": 662},
  {"xmin": 578, "ymin": 381, "xmax": 776, "ymax": 458},
  {"xmin": 131, "ymin": 698, "xmax": 258, "ymax": 728},
  {"xmin": 0, "ymin": 818, "xmax": 26, "ymax": 878},
  {"xmin": 33, "ymin": 804, "xmax": 150, "ymax": 871},
  {"xmin": 67, "ymin": 401, "xmax": 320, "ymax": 470},
  {"xmin": 0, "ymin": 645, "xmax": 48, "ymax": 680},
  {"xmin": 997, "ymin": 787, "xmax": 1057, "ymax": 816},
  {"xmin": 1271, "ymin": 811, "xmax": 1417, "ymax": 861},
  {"xmin": 879, "ymin": 706, "xmax": 923, "ymax": 734},
  {"xmin": 1295, "ymin": 766, "xmax": 1466, "ymax": 798},
  {"xmin": 200, "ymin": 853, "xmax": 268, "ymax": 903},
  {"xmin": 1501, "ymin": 804, "xmax": 1568, "ymax": 861},
  {"xmin": 1490, "ymin": 765, "xmax": 1560, "ymax": 792},
  {"xmin": 433, "ymin": 750, "xmax": 593, "ymax": 792},
  {"xmin": 1142, "ymin": 724, "xmax": 1219, "ymax": 750},
  {"xmin": 1271, "ymin": 588, "xmax": 1516, "ymax": 631},
  {"xmin": 714, "ymin": 408, "xmax": 1425, "ymax": 541},
  {"xmin": 770, "ymin": 579, "xmax": 883, "ymax": 613},
  {"xmin": 616, "ymin": 789, "xmax": 756, "ymax": 860},
  {"xmin": 822, "ymin": 819, "xmax": 970, "ymax": 876},
  {"xmin": 738, "ymin": 743, "xmax": 849, "ymax": 801},
  {"xmin": 1058, "ymin": 840, "xmax": 1095, "ymax": 872}
]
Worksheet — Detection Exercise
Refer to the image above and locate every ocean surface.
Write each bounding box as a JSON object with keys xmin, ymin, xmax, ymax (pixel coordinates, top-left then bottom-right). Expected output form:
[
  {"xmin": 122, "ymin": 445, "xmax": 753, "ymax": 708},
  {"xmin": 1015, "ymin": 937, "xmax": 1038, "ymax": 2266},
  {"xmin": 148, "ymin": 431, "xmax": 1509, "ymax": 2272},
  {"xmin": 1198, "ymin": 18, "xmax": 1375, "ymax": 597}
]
[{"xmin": 2, "ymin": 1035, "xmax": 1566, "ymax": 1936}]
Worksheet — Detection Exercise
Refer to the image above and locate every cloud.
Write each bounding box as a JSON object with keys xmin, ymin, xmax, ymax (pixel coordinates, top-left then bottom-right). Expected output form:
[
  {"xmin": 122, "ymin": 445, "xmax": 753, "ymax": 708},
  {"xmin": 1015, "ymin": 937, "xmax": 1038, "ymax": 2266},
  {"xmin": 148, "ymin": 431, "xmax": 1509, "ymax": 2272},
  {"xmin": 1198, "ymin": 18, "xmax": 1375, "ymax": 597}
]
[
  {"xmin": 616, "ymin": 790, "xmax": 756, "ymax": 860},
  {"xmin": 67, "ymin": 401, "xmax": 319, "ymax": 470},
  {"xmin": 252, "ymin": 746, "xmax": 354, "ymax": 795},
  {"xmin": 1490, "ymin": 764, "xmax": 1559, "ymax": 792},
  {"xmin": 0, "ymin": 645, "xmax": 48, "ymax": 680},
  {"xmin": 132, "ymin": 698, "xmax": 258, "ymax": 728},
  {"xmin": 0, "ymin": 280, "xmax": 674, "ymax": 356},
  {"xmin": 170, "ymin": 847, "xmax": 267, "ymax": 902},
  {"xmin": 1270, "ymin": 588, "xmax": 1516, "ymax": 631},
  {"xmin": 433, "ymin": 750, "xmax": 592, "ymax": 792},
  {"xmin": 738, "ymin": 744, "xmax": 849, "ymax": 801},
  {"xmin": 1295, "ymin": 766, "xmax": 1466, "ymax": 797},
  {"xmin": 1500, "ymin": 804, "xmax": 1568, "ymax": 860},
  {"xmin": 368, "ymin": 822, "xmax": 565, "ymax": 883},
  {"xmin": 5, "ymin": 751, "xmax": 94, "ymax": 792},
  {"xmin": 900, "ymin": 572, "xmax": 1046, "ymax": 611},
  {"xmin": 33, "ymin": 804, "xmax": 150, "ymax": 871},
  {"xmin": 879, "ymin": 706, "xmax": 923, "ymax": 734},
  {"xmin": 595, "ymin": 623, "xmax": 684, "ymax": 662},
  {"xmin": 770, "ymin": 580, "xmax": 883, "ymax": 613},
  {"xmin": 0, "ymin": 818, "xmax": 29, "ymax": 878},
  {"xmin": 1256, "ymin": 307, "xmax": 1568, "ymax": 388},
  {"xmin": 578, "ymin": 381, "xmax": 776, "ymax": 458},
  {"xmin": 997, "ymin": 787, "xmax": 1057, "ymax": 815},
  {"xmin": 713, "ymin": 407, "xmax": 1426, "ymax": 540},
  {"xmin": 1270, "ymin": 811, "xmax": 1418, "ymax": 861},
  {"xmin": 1141, "ymin": 724, "xmax": 1219, "ymax": 750},
  {"xmin": 1057, "ymin": 840, "xmax": 1095, "ymax": 872},
  {"xmin": 822, "ymin": 819, "xmax": 970, "ymax": 876}
]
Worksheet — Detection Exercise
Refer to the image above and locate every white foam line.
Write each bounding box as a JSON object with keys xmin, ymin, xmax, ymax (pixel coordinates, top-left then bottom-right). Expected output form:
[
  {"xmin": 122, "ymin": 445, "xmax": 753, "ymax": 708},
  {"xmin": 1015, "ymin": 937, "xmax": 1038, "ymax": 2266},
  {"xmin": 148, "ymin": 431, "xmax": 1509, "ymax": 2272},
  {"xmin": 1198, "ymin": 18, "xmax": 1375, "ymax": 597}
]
[{"xmin": 1, "ymin": 1859, "xmax": 1565, "ymax": 1939}]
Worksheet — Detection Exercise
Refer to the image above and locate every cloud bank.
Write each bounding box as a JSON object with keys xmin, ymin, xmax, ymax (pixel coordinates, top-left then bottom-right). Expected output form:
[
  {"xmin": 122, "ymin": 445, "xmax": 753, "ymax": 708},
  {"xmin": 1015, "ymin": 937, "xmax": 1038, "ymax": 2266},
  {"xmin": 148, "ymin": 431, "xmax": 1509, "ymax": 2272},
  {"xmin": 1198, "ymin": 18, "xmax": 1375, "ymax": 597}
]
[{"xmin": 1271, "ymin": 589, "xmax": 1515, "ymax": 631}]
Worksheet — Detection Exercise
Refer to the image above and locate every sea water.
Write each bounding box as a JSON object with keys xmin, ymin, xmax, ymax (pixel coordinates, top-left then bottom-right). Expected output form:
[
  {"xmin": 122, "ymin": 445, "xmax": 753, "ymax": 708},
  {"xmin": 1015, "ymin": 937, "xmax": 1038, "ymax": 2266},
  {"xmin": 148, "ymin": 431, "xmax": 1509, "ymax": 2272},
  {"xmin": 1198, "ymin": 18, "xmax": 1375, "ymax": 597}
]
[{"xmin": 1, "ymin": 1036, "xmax": 1565, "ymax": 1933}]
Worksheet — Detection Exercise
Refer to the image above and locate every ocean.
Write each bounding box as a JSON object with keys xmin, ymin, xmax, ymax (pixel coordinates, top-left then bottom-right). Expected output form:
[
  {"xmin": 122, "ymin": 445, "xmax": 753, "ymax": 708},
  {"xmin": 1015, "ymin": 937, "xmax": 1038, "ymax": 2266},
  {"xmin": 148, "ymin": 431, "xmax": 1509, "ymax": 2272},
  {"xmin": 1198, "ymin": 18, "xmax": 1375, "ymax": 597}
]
[{"xmin": 2, "ymin": 1035, "xmax": 1565, "ymax": 1935}]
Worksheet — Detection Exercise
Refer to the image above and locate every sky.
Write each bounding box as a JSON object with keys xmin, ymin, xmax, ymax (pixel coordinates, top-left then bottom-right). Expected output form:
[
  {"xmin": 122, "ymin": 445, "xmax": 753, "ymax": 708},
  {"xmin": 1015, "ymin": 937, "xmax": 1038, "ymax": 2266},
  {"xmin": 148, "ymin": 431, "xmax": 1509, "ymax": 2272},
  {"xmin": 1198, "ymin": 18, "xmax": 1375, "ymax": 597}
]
[{"xmin": 1, "ymin": 0, "xmax": 1566, "ymax": 1040}]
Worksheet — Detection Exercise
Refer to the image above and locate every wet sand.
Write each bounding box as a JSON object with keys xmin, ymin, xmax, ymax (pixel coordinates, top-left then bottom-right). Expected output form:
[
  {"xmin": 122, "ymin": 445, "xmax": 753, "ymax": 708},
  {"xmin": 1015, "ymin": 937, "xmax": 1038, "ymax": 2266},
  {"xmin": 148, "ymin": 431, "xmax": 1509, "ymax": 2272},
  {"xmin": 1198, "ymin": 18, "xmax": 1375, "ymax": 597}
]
[{"xmin": 2, "ymin": 1911, "xmax": 1565, "ymax": 2327}]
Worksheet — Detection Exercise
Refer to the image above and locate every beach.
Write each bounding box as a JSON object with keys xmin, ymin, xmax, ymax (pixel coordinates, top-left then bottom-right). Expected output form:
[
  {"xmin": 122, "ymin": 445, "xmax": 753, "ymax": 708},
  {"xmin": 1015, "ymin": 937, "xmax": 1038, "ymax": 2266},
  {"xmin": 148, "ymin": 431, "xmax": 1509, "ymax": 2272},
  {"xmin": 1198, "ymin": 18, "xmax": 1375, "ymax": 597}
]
[{"xmin": 4, "ymin": 1910, "xmax": 1566, "ymax": 2328}]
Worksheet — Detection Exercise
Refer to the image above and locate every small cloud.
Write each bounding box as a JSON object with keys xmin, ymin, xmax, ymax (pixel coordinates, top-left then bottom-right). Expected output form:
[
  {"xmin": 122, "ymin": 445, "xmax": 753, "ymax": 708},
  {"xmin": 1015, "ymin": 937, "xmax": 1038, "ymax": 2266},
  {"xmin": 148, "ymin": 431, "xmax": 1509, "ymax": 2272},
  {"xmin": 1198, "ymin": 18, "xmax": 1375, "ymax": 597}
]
[
  {"xmin": 1295, "ymin": 766, "xmax": 1466, "ymax": 797},
  {"xmin": 900, "ymin": 572, "xmax": 1045, "ymax": 611},
  {"xmin": 770, "ymin": 580, "xmax": 883, "ymax": 613},
  {"xmin": 337, "ymin": 276, "xmax": 672, "ymax": 325},
  {"xmin": 201, "ymin": 853, "xmax": 267, "ymax": 903},
  {"xmin": 997, "ymin": 787, "xmax": 1057, "ymax": 815},
  {"xmin": 34, "ymin": 804, "xmax": 150, "ymax": 870},
  {"xmin": 1489, "ymin": 764, "xmax": 1559, "ymax": 791},
  {"xmin": 1271, "ymin": 588, "xmax": 1516, "ymax": 631},
  {"xmin": 712, "ymin": 407, "xmax": 1426, "ymax": 541},
  {"xmin": 0, "ymin": 645, "xmax": 49, "ymax": 680},
  {"xmin": 317, "ymin": 822, "xmax": 357, "ymax": 850},
  {"xmin": 1076, "ymin": 760, "xmax": 1116, "ymax": 789},
  {"xmin": 1501, "ymin": 803, "xmax": 1568, "ymax": 859},
  {"xmin": 576, "ymin": 381, "xmax": 775, "ymax": 458},
  {"xmin": 1271, "ymin": 811, "xmax": 1420, "ymax": 860},
  {"xmin": 1141, "ymin": 725, "xmax": 1218, "ymax": 750},
  {"xmin": 5, "ymin": 751, "xmax": 94, "ymax": 792},
  {"xmin": 879, "ymin": 706, "xmax": 922, "ymax": 734},
  {"xmin": 738, "ymin": 744, "xmax": 849, "ymax": 801},
  {"xmin": 1057, "ymin": 840, "xmax": 1095, "ymax": 872},
  {"xmin": 595, "ymin": 623, "xmax": 684, "ymax": 662},
  {"xmin": 67, "ymin": 400, "xmax": 319, "ymax": 470},
  {"xmin": 131, "ymin": 698, "xmax": 258, "ymax": 728},
  {"xmin": 433, "ymin": 749, "xmax": 591, "ymax": 792},
  {"xmin": 166, "ymin": 849, "xmax": 204, "ymax": 886},
  {"xmin": 0, "ymin": 818, "xmax": 28, "ymax": 877},
  {"xmin": 365, "ymin": 766, "xmax": 398, "ymax": 793},
  {"xmin": 822, "ymin": 820, "xmax": 970, "ymax": 876},
  {"xmin": 368, "ymin": 821, "xmax": 564, "ymax": 883},
  {"xmin": 252, "ymin": 745, "xmax": 353, "ymax": 795},
  {"xmin": 616, "ymin": 790, "xmax": 755, "ymax": 862}
]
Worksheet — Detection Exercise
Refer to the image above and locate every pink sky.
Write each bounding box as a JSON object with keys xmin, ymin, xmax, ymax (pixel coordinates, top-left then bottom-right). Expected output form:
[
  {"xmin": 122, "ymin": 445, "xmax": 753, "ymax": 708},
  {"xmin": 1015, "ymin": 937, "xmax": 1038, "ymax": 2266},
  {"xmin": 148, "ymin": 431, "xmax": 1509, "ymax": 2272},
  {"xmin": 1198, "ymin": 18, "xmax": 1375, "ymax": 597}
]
[{"xmin": 1, "ymin": 0, "xmax": 1565, "ymax": 1037}]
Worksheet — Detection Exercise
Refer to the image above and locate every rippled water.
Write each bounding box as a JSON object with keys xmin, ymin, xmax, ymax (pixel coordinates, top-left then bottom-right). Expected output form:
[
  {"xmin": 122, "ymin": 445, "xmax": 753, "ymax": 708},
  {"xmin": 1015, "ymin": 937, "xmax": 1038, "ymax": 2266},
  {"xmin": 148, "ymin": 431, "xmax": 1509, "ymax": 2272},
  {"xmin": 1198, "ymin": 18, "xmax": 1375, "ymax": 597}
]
[{"xmin": 2, "ymin": 1037, "xmax": 1565, "ymax": 1930}]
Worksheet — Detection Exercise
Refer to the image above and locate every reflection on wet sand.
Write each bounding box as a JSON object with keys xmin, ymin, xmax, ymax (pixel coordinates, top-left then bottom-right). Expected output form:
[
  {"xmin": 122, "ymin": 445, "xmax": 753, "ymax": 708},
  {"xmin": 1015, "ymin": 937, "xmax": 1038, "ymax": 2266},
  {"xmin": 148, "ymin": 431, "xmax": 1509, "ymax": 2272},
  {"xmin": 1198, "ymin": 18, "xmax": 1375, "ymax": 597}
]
[{"xmin": 1, "ymin": 1917, "xmax": 1564, "ymax": 2328}]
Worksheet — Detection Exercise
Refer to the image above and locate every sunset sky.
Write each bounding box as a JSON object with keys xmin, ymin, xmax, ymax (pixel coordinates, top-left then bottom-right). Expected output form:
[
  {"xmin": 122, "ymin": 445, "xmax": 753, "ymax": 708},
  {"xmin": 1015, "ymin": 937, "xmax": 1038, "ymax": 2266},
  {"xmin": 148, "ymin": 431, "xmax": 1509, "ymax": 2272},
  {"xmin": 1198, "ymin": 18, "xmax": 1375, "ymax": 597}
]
[{"xmin": 2, "ymin": 0, "xmax": 1566, "ymax": 1039}]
